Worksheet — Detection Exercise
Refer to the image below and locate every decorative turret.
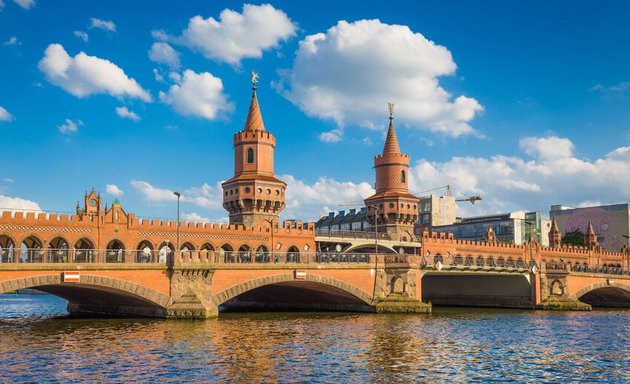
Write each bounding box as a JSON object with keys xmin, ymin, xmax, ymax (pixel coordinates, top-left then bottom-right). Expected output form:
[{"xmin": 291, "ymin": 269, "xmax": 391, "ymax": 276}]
[
  {"xmin": 221, "ymin": 72, "xmax": 286, "ymax": 227},
  {"xmin": 585, "ymin": 221, "xmax": 599, "ymax": 250},
  {"xmin": 83, "ymin": 189, "xmax": 101, "ymax": 216},
  {"xmin": 485, "ymin": 227, "xmax": 497, "ymax": 243},
  {"xmin": 364, "ymin": 103, "xmax": 419, "ymax": 242},
  {"xmin": 548, "ymin": 217, "xmax": 562, "ymax": 248}
]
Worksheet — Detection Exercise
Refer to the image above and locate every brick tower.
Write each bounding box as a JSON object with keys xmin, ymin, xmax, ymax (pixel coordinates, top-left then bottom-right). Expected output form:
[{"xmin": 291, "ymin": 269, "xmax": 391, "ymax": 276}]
[
  {"xmin": 548, "ymin": 217, "xmax": 562, "ymax": 248},
  {"xmin": 222, "ymin": 72, "xmax": 286, "ymax": 227},
  {"xmin": 364, "ymin": 103, "xmax": 419, "ymax": 241}
]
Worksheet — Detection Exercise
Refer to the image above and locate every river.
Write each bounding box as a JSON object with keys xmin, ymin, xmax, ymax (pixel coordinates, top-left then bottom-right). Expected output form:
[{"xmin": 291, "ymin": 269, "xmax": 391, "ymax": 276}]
[{"xmin": 1, "ymin": 294, "xmax": 629, "ymax": 382}]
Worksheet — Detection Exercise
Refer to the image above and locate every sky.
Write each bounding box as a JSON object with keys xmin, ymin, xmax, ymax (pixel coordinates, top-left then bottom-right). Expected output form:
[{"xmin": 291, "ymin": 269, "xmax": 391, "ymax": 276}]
[{"xmin": 1, "ymin": 0, "xmax": 630, "ymax": 223}]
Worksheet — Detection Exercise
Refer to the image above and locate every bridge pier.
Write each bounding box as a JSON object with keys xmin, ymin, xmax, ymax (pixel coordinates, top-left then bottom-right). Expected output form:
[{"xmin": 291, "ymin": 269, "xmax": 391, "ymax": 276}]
[
  {"xmin": 166, "ymin": 268, "xmax": 218, "ymax": 319},
  {"xmin": 373, "ymin": 256, "xmax": 431, "ymax": 314},
  {"xmin": 537, "ymin": 264, "xmax": 591, "ymax": 311}
]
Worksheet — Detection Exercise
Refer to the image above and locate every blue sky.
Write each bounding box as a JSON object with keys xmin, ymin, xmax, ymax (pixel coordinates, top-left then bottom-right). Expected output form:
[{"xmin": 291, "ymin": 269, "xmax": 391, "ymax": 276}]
[{"xmin": 1, "ymin": 0, "xmax": 629, "ymax": 223}]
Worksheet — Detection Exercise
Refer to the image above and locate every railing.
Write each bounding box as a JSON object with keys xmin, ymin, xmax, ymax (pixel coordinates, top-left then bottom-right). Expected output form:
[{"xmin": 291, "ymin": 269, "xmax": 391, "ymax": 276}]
[
  {"xmin": 0, "ymin": 248, "xmax": 372, "ymax": 265},
  {"xmin": 547, "ymin": 261, "xmax": 630, "ymax": 275},
  {"xmin": 426, "ymin": 252, "xmax": 531, "ymax": 271},
  {"xmin": 315, "ymin": 229, "xmax": 395, "ymax": 241}
]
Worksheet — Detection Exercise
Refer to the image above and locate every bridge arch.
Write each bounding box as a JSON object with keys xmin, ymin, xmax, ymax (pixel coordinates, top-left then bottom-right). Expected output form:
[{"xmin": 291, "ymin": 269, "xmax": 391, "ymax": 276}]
[
  {"xmin": 212, "ymin": 273, "xmax": 374, "ymax": 311},
  {"xmin": 343, "ymin": 243, "xmax": 397, "ymax": 254},
  {"xmin": 572, "ymin": 281, "xmax": 630, "ymax": 307},
  {"xmin": 0, "ymin": 274, "xmax": 170, "ymax": 316}
]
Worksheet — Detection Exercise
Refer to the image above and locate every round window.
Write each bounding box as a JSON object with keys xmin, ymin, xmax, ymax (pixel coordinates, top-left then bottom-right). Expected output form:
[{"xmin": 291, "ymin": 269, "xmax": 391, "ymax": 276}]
[{"xmin": 245, "ymin": 187, "xmax": 251, "ymax": 193}]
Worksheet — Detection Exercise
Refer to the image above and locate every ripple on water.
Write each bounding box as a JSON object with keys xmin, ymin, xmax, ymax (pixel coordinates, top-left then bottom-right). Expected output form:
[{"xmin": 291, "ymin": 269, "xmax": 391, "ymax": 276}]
[{"xmin": 1, "ymin": 296, "xmax": 630, "ymax": 382}]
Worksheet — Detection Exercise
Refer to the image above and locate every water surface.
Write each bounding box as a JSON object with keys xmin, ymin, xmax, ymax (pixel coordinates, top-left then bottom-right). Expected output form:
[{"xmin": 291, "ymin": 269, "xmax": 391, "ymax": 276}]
[{"xmin": 1, "ymin": 294, "xmax": 628, "ymax": 382}]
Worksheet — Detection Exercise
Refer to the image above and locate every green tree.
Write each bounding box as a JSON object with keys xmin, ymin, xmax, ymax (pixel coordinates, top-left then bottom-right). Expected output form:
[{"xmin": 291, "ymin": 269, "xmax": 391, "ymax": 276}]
[{"xmin": 562, "ymin": 229, "xmax": 585, "ymax": 246}]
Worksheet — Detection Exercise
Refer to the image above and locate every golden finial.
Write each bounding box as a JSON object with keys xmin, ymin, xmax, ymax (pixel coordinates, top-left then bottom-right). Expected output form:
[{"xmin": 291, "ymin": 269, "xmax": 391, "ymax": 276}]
[
  {"xmin": 251, "ymin": 71, "xmax": 259, "ymax": 89},
  {"xmin": 388, "ymin": 102, "xmax": 394, "ymax": 119}
]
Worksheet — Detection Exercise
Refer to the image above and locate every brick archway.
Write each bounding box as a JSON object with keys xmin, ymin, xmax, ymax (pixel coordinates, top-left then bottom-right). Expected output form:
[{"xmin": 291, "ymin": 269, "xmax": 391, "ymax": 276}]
[
  {"xmin": 0, "ymin": 274, "xmax": 170, "ymax": 308},
  {"xmin": 211, "ymin": 273, "xmax": 374, "ymax": 307},
  {"xmin": 572, "ymin": 281, "xmax": 630, "ymax": 300}
]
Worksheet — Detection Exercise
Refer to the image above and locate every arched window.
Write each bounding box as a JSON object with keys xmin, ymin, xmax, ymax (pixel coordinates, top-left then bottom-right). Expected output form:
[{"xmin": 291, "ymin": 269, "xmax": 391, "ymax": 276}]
[
  {"xmin": 247, "ymin": 148, "xmax": 254, "ymax": 163},
  {"xmin": 400, "ymin": 170, "xmax": 406, "ymax": 183}
]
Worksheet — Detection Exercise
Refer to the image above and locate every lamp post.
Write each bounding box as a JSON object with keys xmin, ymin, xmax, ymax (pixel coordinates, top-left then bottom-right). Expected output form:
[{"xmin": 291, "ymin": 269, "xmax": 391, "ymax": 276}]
[
  {"xmin": 264, "ymin": 218, "xmax": 274, "ymax": 263},
  {"xmin": 173, "ymin": 191, "xmax": 181, "ymax": 265},
  {"xmin": 369, "ymin": 204, "xmax": 379, "ymax": 298}
]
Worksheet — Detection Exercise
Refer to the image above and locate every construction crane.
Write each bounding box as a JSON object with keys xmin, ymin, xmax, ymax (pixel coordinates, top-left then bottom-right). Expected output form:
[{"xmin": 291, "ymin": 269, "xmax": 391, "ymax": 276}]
[{"xmin": 413, "ymin": 185, "xmax": 481, "ymax": 205}]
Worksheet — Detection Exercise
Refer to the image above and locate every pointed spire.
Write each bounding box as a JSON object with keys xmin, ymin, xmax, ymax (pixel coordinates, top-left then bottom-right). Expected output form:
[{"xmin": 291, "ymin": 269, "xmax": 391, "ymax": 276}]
[
  {"xmin": 550, "ymin": 217, "xmax": 559, "ymax": 232},
  {"xmin": 382, "ymin": 102, "xmax": 400, "ymax": 155},
  {"xmin": 587, "ymin": 221, "xmax": 595, "ymax": 236},
  {"xmin": 244, "ymin": 71, "xmax": 265, "ymax": 132}
]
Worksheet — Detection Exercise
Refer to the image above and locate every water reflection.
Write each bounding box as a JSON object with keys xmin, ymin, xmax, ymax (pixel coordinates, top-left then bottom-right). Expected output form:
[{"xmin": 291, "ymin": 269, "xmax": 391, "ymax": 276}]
[{"xmin": 1, "ymin": 295, "xmax": 630, "ymax": 382}]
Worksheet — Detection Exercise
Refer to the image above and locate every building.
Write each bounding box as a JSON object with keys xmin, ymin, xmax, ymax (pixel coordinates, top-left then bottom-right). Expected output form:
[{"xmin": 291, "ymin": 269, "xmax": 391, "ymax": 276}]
[
  {"xmin": 315, "ymin": 208, "xmax": 372, "ymax": 233},
  {"xmin": 415, "ymin": 194, "xmax": 457, "ymax": 235},
  {"xmin": 550, "ymin": 203, "xmax": 630, "ymax": 251},
  {"xmin": 431, "ymin": 211, "xmax": 548, "ymax": 246}
]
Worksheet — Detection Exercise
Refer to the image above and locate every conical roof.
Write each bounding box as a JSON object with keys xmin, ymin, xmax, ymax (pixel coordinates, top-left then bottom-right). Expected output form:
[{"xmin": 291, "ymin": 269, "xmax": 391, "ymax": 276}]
[
  {"xmin": 382, "ymin": 117, "xmax": 400, "ymax": 155},
  {"xmin": 586, "ymin": 221, "xmax": 596, "ymax": 235},
  {"xmin": 243, "ymin": 89, "xmax": 265, "ymax": 132},
  {"xmin": 550, "ymin": 217, "xmax": 559, "ymax": 232}
]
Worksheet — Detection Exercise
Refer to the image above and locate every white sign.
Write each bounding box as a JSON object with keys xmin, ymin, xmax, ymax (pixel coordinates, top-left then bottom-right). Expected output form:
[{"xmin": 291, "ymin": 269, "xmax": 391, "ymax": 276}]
[
  {"xmin": 294, "ymin": 270, "xmax": 306, "ymax": 279},
  {"xmin": 63, "ymin": 271, "xmax": 80, "ymax": 283}
]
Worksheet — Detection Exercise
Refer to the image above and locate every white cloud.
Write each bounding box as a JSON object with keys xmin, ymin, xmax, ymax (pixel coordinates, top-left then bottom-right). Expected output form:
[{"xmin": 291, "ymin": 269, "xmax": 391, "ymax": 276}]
[
  {"xmin": 159, "ymin": 69, "xmax": 233, "ymax": 120},
  {"xmin": 90, "ymin": 18, "xmax": 116, "ymax": 32},
  {"xmin": 39, "ymin": 43, "xmax": 151, "ymax": 101},
  {"xmin": 115, "ymin": 106, "xmax": 140, "ymax": 121},
  {"xmin": 105, "ymin": 184, "xmax": 124, "ymax": 196},
  {"xmin": 13, "ymin": 0, "xmax": 34, "ymax": 10},
  {"xmin": 519, "ymin": 136, "xmax": 574, "ymax": 161},
  {"xmin": 58, "ymin": 118, "xmax": 83, "ymax": 134},
  {"xmin": 182, "ymin": 212, "xmax": 210, "ymax": 222},
  {"xmin": 276, "ymin": 19, "xmax": 482, "ymax": 138},
  {"xmin": 319, "ymin": 129, "xmax": 343, "ymax": 143},
  {"xmin": 0, "ymin": 0, "xmax": 4, "ymax": 10},
  {"xmin": 281, "ymin": 174, "xmax": 374, "ymax": 220},
  {"xmin": 590, "ymin": 81, "xmax": 630, "ymax": 94},
  {"xmin": 131, "ymin": 180, "xmax": 224, "ymax": 210},
  {"xmin": 170, "ymin": 3, "xmax": 296, "ymax": 65},
  {"xmin": 0, "ymin": 106, "xmax": 13, "ymax": 122},
  {"xmin": 153, "ymin": 68, "xmax": 164, "ymax": 82},
  {"xmin": 73, "ymin": 30, "xmax": 89, "ymax": 43},
  {"xmin": 0, "ymin": 195, "xmax": 41, "ymax": 211},
  {"xmin": 409, "ymin": 136, "xmax": 630, "ymax": 218},
  {"xmin": 3, "ymin": 36, "xmax": 18, "ymax": 45},
  {"xmin": 148, "ymin": 42, "xmax": 180, "ymax": 68},
  {"xmin": 2, "ymin": 178, "xmax": 13, "ymax": 183}
]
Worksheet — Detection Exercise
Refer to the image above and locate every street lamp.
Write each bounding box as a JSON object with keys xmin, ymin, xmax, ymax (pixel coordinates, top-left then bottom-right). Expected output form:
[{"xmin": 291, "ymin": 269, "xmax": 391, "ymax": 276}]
[
  {"xmin": 369, "ymin": 205, "xmax": 379, "ymax": 256},
  {"xmin": 264, "ymin": 218, "xmax": 274, "ymax": 263},
  {"xmin": 173, "ymin": 191, "xmax": 181, "ymax": 265}
]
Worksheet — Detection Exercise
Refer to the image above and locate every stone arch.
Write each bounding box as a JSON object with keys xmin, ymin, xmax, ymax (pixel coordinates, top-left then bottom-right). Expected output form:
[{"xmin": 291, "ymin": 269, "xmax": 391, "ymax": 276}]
[
  {"xmin": 255, "ymin": 245, "xmax": 269, "ymax": 262},
  {"xmin": 550, "ymin": 279, "xmax": 564, "ymax": 296},
  {"xmin": 73, "ymin": 237, "xmax": 95, "ymax": 263},
  {"xmin": 201, "ymin": 243, "xmax": 215, "ymax": 251},
  {"xmin": 212, "ymin": 273, "xmax": 374, "ymax": 307},
  {"xmin": 136, "ymin": 240, "xmax": 154, "ymax": 263},
  {"xmin": 390, "ymin": 275, "xmax": 404, "ymax": 294},
  {"xmin": 20, "ymin": 235, "xmax": 44, "ymax": 262},
  {"xmin": 0, "ymin": 233, "xmax": 16, "ymax": 263},
  {"xmin": 287, "ymin": 245, "xmax": 300, "ymax": 263},
  {"xmin": 105, "ymin": 239, "xmax": 125, "ymax": 263},
  {"xmin": 220, "ymin": 243, "xmax": 235, "ymax": 263},
  {"xmin": 48, "ymin": 235, "xmax": 70, "ymax": 263},
  {"xmin": 572, "ymin": 281, "xmax": 630, "ymax": 300},
  {"xmin": 0, "ymin": 274, "xmax": 170, "ymax": 308}
]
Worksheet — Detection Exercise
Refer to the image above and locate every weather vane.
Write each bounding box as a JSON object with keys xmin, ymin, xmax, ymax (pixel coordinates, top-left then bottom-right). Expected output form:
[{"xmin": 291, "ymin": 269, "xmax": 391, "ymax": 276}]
[
  {"xmin": 388, "ymin": 102, "xmax": 395, "ymax": 119},
  {"xmin": 251, "ymin": 71, "xmax": 259, "ymax": 88}
]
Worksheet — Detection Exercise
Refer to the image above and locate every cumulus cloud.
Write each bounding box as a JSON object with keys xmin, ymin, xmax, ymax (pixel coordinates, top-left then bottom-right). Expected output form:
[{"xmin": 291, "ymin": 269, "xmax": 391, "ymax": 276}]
[
  {"xmin": 106, "ymin": 184, "xmax": 124, "ymax": 196},
  {"xmin": 0, "ymin": 106, "xmax": 13, "ymax": 122},
  {"xmin": 115, "ymin": 106, "xmax": 140, "ymax": 121},
  {"xmin": 148, "ymin": 42, "xmax": 180, "ymax": 68},
  {"xmin": 159, "ymin": 69, "xmax": 233, "ymax": 120},
  {"xmin": 276, "ymin": 19, "xmax": 483, "ymax": 139},
  {"xmin": 319, "ymin": 129, "xmax": 343, "ymax": 143},
  {"xmin": 409, "ymin": 136, "xmax": 630, "ymax": 218},
  {"xmin": 38, "ymin": 43, "xmax": 151, "ymax": 101},
  {"xmin": 281, "ymin": 174, "xmax": 374, "ymax": 220},
  {"xmin": 3, "ymin": 36, "xmax": 18, "ymax": 45},
  {"xmin": 130, "ymin": 180, "xmax": 224, "ymax": 210},
  {"xmin": 58, "ymin": 118, "xmax": 83, "ymax": 134},
  {"xmin": 166, "ymin": 3, "xmax": 296, "ymax": 65},
  {"xmin": 182, "ymin": 212, "xmax": 210, "ymax": 222},
  {"xmin": 90, "ymin": 17, "xmax": 116, "ymax": 32},
  {"xmin": 13, "ymin": 0, "xmax": 34, "ymax": 9},
  {"xmin": 0, "ymin": 195, "xmax": 41, "ymax": 211},
  {"xmin": 73, "ymin": 30, "xmax": 89, "ymax": 43}
]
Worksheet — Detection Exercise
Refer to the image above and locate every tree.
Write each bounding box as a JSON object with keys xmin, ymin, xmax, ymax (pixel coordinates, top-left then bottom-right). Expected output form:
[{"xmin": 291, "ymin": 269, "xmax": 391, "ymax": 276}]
[{"xmin": 562, "ymin": 229, "xmax": 585, "ymax": 246}]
